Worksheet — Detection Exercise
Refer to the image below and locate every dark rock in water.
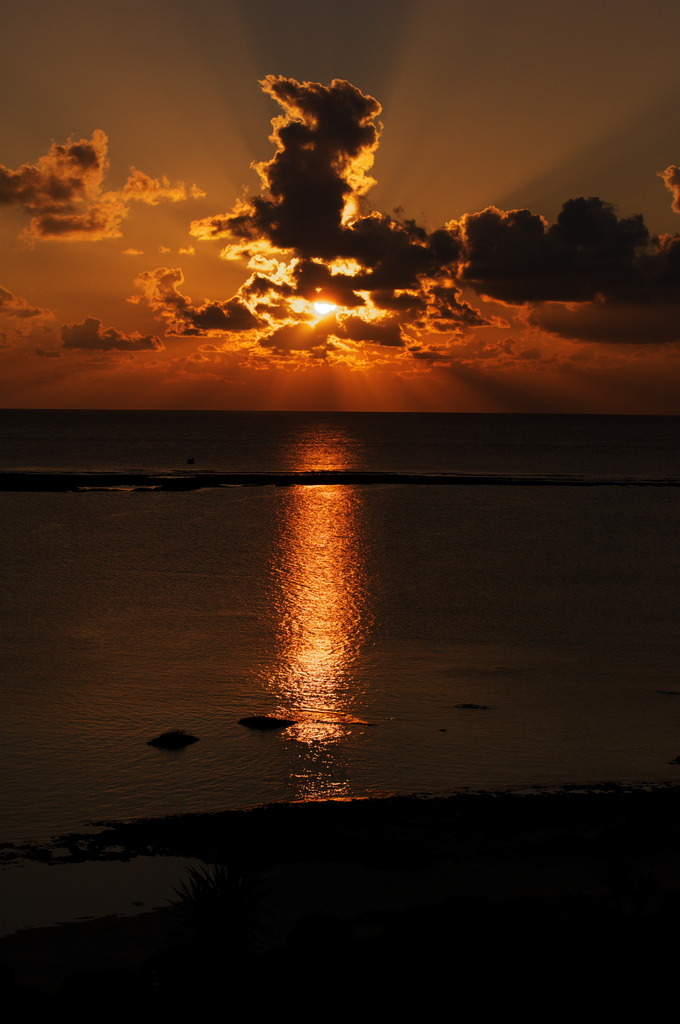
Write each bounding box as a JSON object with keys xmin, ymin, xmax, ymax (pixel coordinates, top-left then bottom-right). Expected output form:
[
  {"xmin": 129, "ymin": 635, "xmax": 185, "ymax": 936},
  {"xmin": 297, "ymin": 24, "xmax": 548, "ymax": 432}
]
[
  {"xmin": 454, "ymin": 703, "xmax": 489, "ymax": 710},
  {"xmin": 147, "ymin": 730, "xmax": 199, "ymax": 749},
  {"xmin": 238, "ymin": 715, "xmax": 295, "ymax": 730},
  {"xmin": 670, "ymin": 756, "xmax": 680, "ymax": 764}
]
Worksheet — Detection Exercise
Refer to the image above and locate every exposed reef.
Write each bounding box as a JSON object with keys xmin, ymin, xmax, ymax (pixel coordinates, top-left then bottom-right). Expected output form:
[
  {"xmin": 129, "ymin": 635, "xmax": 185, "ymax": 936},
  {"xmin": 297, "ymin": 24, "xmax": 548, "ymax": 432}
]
[
  {"xmin": 5, "ymin": 783, "xmax": 680, "ymax": 870},
  {"xmin": 3, "ymin": 471, "xmax": 680, "ymax": 491},
  {"xmin": 238, "ymin": 716, "xmax": 296, "ymax": 731},
  {"xmin": 147, "ymin": 731, "xmax": 199, "ymax": 750}
]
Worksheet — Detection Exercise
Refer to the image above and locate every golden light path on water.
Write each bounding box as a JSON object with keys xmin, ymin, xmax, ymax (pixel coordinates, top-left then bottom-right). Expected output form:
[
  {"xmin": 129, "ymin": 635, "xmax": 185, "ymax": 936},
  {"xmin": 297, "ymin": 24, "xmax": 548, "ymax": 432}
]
[{"xmin": 268, "ymin": 431, "xmax": 370, "ymax": 798}]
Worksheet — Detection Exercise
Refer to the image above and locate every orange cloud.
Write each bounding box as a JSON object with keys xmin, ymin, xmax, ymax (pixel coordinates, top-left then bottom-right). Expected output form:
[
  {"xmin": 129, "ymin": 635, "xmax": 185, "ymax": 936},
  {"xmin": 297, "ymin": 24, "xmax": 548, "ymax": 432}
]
[
  {"xmin": 659, "ymin": 164, "xmax": 680, "ymax": 214},
  {"xmin": 60, "ymin": 316, "xmax": 164, "ymax": 351},
  {"xmin": 12, "ymin": 74, "xmax": 680, "ymax": 392},
  {"xmin": 0, "ymin": 285, "xmax": 54, "ymax": 319},
  {"xmin": 0, "ymin": 131, "xmax": 204, "ymax": 241},
  {"xmin": 165, "ymin": 76, "xmax": 500, "ymax": 362},
  {"xmin": 131, "ymin": 267, "xmax": 264, "ymax": 336}
]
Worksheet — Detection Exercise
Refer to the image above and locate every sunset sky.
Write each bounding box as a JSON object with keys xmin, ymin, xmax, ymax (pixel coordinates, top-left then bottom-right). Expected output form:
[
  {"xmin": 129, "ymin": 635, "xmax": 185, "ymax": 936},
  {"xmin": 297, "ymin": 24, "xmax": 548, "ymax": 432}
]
[{"xmin": 4, "ymin": 0, "xmax": 680, "ymax": 412}]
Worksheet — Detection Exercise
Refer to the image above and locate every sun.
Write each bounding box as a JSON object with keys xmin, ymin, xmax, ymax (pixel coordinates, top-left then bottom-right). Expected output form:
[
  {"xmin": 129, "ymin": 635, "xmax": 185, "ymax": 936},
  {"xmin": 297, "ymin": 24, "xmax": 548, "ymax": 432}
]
[{"xmin": 313, "ymin": 302, "xmax": 337, "ymax": 315}]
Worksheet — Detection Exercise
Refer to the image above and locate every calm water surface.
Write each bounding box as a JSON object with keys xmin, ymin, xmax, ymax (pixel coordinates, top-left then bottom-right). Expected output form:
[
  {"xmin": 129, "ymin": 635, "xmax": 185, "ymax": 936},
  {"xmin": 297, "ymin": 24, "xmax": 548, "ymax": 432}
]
[{"xmin": 1, "ymin": 412, "xmax": 680, "ymax": 842}]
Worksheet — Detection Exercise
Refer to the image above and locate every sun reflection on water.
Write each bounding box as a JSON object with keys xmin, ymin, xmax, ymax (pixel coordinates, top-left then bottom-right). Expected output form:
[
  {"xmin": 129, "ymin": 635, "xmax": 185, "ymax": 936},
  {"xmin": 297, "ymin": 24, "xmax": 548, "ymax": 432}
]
[
  {"xmin": 268, "ymin": 435, "xmax": 370, "ymax": 797},
  {"xmin": 272, "ymin": 484, "xmax": 367, "ymax": 727}
]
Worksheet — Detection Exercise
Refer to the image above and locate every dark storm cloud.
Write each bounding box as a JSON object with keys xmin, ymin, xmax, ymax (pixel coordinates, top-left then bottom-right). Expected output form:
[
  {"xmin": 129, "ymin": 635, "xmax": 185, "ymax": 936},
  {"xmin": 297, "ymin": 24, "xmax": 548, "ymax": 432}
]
[
  {"xmin": 458, "ymin": 189, "xmax": 680, "ymax": 343},
  {"xmin": 60, "ymin": 317, "xmax": 164, "ymax": 351},
  {"xmin": 187, "ymin": 76, "xmax": 492, "ymax": 341},
  {"xmin": 339, "ymin": 315, "xmax": 403, "ymax": 345},
  {"xmin": 135, "ymin": 76, "xmax": 680, "ymax": 353},
  {"xmin": 184, "ymin": 299, "xmax": 263, "ymax": 334},
  {"xmin": 460, "ymin": 198, "xmax": 650, "ymax": 304},
  {"xmin": 526, "ymin": 300, "xmax": 680, "ymax": 344},
  {"xmin": 192, "ymin": 76, "xmax": 382, "ymax": 257}
]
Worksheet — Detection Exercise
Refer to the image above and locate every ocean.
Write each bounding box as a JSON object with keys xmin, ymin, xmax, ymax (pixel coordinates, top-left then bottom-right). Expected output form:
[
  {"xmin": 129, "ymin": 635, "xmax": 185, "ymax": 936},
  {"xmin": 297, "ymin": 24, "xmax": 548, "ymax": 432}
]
[{"xmin": 2, "ymin": 410, "xmax": 680, "ymax": 843}]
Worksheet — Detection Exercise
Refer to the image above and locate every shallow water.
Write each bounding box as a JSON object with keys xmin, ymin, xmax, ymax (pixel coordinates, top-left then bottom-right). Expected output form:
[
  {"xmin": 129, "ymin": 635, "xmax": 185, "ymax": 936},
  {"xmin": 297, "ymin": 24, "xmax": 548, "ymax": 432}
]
[
  {"xmin": 0, "ymin": 857, "xmax": 200, "ymax": 937},
  {"xmin": 3, "ymin": 409, "xmax": 680, "ymax": 476},
  {"xmin": 2, "ymin": 467, "xmax": 680, "ymax": 842}
]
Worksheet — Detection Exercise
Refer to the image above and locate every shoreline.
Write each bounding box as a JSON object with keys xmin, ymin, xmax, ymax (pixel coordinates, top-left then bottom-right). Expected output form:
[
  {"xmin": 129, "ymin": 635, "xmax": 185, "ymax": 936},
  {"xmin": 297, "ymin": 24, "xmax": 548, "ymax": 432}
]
[
  {"xmin": 5, "ymin": 775, "xmax": 679, "ymax": 854},
  {"xmin": 2, "ymin": 470, "xmax": 680, "ymax": 490},
  {"xmin": 4, "ymin": 784, "xmax": 680, "ymax": 996},
  {"xmin": 5, "ymin": 781, "xmax": 680, "ymax": 869}
]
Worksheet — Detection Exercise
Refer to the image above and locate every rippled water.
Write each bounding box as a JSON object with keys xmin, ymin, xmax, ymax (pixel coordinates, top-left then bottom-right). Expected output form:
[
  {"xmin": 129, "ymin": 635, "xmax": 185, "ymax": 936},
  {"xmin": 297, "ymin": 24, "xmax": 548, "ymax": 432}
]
[
  {"xmin": 2, "ymin": 412, "xmax": 680, "ymax": 842},
  {"xmin": 3, "ymin": 408, "xmax": 680, "ymax": 476}
]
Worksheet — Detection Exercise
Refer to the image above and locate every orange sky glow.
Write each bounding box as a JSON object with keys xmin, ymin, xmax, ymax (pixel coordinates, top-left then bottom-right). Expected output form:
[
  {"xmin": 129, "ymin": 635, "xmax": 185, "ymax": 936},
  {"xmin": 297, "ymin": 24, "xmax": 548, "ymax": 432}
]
[{"xmin": 4, "ymin": 0, "xmax": 680, "ymax": 412}]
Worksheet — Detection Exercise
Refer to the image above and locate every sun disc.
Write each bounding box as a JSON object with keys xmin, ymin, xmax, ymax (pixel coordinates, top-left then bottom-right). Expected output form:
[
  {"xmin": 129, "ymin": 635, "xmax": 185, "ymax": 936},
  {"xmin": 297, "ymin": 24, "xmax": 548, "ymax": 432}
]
[{"xmin": 314, "ymin": 302, "xmax": 337, "ymax": 315}]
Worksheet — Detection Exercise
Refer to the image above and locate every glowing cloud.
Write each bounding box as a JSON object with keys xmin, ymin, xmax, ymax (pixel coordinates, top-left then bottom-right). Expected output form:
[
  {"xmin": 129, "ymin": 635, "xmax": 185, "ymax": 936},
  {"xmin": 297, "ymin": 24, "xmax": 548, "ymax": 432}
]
[
  {"xmin": 0, "ymin": 131, "xmax": 204, "ymax": 241},
  {"xmin": 125, "ymin": 76, "xmax": 680, "ymax": 360},
  {"xmin": 659, "ymin": 164, "xmax": 680, "ymax": 214},
  {"xmin": 131, "ymin": 267, "xmax": 264, "ymax": 337},
  {"xmin": 0, "ymin": 285, "xmax": 54, "ymax": 320},
  {"xmin": 175, "ymin": 75, "xmax": 500, "ymax": 360},
  {"xmin": 60, "ymin": 316, "xmax": 164, "ymax": 351},
  {"xmin": 15, "ymin": 75, "xmax": 680, "ymax": 381}
]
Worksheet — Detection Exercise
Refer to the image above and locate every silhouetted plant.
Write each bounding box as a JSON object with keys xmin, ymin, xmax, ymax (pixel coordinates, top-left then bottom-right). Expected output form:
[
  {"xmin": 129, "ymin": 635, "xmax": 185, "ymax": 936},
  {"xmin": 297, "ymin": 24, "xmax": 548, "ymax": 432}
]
[{"xmin": 167, "ymin": 862, "xmax": 271, "ymax": 951}]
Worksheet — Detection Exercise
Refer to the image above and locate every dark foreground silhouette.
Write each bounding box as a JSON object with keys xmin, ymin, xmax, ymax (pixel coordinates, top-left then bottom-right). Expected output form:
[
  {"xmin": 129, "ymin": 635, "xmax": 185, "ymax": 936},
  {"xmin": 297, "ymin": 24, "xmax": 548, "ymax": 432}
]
[
  {"xmin": 147, "ymin": 730, "xmax": 199, "ymax": 749},
  {"xmin": 3, "ymin": 877, "xmax": 677, "ymax": 1015},
  {"xmin": 3, "ymin": 786, "xmax": 680, "ymax": 1013},
  {"xmin": 238, "ymin": 716, "xmax": 296, "ymax": 730}
]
